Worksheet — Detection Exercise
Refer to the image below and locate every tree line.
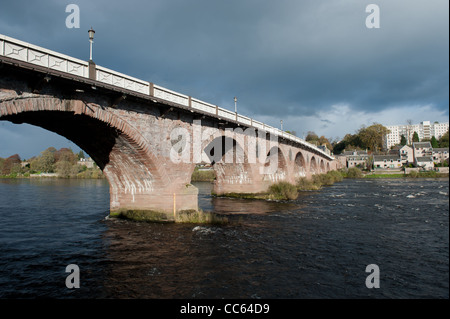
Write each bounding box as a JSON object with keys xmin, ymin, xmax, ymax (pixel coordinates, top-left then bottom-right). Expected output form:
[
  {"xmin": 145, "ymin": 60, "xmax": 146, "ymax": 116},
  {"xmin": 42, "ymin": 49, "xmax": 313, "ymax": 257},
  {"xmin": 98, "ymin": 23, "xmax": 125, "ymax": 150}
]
[
  {"xmin": 305, "ymin": 123, "xmax": 449, "ymax": 155},
  {"xmin": 0, "ymin": 147, "xmax": 104, "ymax": 178},
  {"xmin": 304, "ymin": 123, "xmax": 390, "ymax": 154}
]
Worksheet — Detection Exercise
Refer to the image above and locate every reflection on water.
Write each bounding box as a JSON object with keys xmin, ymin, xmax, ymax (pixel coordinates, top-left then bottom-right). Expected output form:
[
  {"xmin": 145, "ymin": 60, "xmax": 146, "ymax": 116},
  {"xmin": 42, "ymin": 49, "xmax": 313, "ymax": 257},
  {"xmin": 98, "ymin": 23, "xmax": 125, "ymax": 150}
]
[{"xmin": 0, "ymin": 178, "xmax": 448, "ymax": 298}]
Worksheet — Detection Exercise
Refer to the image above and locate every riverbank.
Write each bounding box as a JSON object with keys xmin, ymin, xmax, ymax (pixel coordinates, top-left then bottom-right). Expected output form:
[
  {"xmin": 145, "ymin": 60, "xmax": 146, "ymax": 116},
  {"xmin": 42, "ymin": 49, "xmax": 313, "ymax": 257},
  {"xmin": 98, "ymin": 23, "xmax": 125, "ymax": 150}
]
[
  {"xmin": 364, "ymin": 171, "xmax": 449, "ymax": 179},
  {"xmin": 212, "ymin": 168, "xmax": 449, "ymax": 201},
  {"xmin": 0, "ymin": 172, "xmax": 105, "ymax": 179}
]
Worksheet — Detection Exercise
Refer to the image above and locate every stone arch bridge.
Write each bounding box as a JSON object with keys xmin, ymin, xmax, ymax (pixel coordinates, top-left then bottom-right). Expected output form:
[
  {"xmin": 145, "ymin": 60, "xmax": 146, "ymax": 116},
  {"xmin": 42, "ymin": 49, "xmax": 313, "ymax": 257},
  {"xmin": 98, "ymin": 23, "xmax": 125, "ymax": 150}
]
[{"xmin": 0, "ymin": 34, "xmax": 338, "ymax": 219}]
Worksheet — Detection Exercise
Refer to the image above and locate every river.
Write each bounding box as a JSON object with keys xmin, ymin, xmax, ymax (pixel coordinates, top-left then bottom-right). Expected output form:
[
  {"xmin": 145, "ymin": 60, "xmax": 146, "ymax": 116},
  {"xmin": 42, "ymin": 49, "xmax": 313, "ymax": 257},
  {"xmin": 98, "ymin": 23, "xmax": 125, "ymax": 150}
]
[{"xmin": 0, "ymin": 177, "xmax": 448, "ymax": 299}]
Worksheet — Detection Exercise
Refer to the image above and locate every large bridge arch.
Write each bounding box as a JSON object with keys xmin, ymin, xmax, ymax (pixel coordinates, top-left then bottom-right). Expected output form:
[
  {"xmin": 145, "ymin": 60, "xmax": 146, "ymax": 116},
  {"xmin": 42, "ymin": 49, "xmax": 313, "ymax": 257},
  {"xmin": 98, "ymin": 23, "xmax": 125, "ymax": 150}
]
[
  {"xmin": 201, "ymin": 129, "xmax": 258, "ymax": 195},
  {"xmin": 0, "ymin": 91, "xmax": 197, "ymax": 215}
]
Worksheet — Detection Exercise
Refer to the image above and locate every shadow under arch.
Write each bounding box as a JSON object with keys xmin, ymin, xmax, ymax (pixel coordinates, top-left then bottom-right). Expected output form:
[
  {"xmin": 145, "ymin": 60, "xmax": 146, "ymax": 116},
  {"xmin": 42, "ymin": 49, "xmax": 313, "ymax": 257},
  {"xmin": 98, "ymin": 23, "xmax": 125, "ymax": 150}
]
[
  {"xmin": 310, "ymin": 156, "xmax": 318, "ymax": 174},
  {"xmin": 320, "ymin": 159, "xmax": 325, "ymax": 173},
  {"xmin": 262, "ymin": 146, "xmax": 287, "ymax": 182},
  {"xmin": 202, "ymin": 133, "xmax": 257, "ymax": 194},
  {"xmin": 294, "ymin": 151, "xmax": 307, "ymax": 178}
]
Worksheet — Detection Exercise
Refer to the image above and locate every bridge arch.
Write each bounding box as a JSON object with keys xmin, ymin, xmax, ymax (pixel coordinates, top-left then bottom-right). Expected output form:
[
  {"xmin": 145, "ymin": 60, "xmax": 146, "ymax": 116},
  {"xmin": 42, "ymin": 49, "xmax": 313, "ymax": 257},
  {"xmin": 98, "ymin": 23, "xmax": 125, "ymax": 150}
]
[
  {"xmin": 310, "ymin": 156, "xmax": 318, "ymax": 174},
  {"xmin": 294, "ymin": 151, "xmax": 307, "ymax": 178},
  {"xmin": 202, "ymin": 132, "xmax": 255, "ymax": 194},
  {"xmin": 320, "ymin": 159, "xmax": 325, "ymax": 173},
  {"xmin": 263, "ymin": 146, "xmax": 287, "ymax": 182}
]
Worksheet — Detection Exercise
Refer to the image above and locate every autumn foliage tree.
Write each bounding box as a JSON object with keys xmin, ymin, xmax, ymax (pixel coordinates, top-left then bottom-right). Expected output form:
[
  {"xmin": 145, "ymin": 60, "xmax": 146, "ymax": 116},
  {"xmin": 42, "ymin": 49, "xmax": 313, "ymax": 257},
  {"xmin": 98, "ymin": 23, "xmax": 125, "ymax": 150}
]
[
  {"xmin": 357, "ymin": 123, "xmax": 390, "ymax": 152},
  {"xmin": 1, "ymin": 154, "xmax": 21, "ymax": 175},
  {"xmin": 333, "ymin": 123, "xmax": 390, "ymax": 154}
]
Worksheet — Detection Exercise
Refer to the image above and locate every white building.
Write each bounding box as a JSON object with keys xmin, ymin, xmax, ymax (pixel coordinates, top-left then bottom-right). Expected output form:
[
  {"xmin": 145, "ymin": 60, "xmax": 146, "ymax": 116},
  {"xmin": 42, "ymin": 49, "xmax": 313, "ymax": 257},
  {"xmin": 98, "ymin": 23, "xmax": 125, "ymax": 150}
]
[
  {"xmin": 384, "ymin": 121, "xmax": 449, "ymax": 149},
  {"xmin": 390, "ymin": 145, "xmax": 414, "ymax": 164},
  {"xmin": 433, "ymin": 148, "xmax": 449, "ymax": 164},
  {"xmin": 373, "ymin": 155, "xmax": 402, "ymax": 169},
  {"xmin": 414, "ymin": 157, "xmax": 434, "ymax": 170}
]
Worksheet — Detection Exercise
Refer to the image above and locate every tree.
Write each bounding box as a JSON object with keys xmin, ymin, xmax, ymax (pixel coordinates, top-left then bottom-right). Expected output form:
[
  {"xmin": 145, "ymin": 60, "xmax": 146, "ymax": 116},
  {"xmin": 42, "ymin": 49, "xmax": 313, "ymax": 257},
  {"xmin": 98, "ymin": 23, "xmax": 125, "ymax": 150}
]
[
  {"xmin": 439, "ymin": 130, "xmax": 449, "ymax": 148},
  {"xmin": 0, "ymin": 158, "xmax": 4, "ymax": 174},
  {"xmin": 55, "ymin": 148, "xmax": 77, "ymax": 164},
  {"xmin": 1, "ymin": 154, "xmax": 21, "ymax": 175},
  {"xmin": 30, "ymin": 147, "xmax": 56, "ymax": 173},
  {"xmin": 430, "ymin": 136, "xmax": 439, "ymax": 148},
  {"xmin": 400, "ymin": 134, "xmax": 407, "ymax": 146},
  {"xmin": 412, "ymin": 131, "xmax": 419, "ymax": 143},
  {"xmin": 305, "ymin": 131, "xmax": 319, "ymax": 145},
  {"xmin": 55, "ymin": 161, "xmax": 72, "ymax": 178},
  {"xmin": 333, "ymin": 140, "xmax": 347, "ymax": 154},
  {"xmin": 318, "ymin": 135, "xmax": 332, "ymax": 150},
  {"xmin": 357, "ymin": 123, "xmax": 390, "ymax": 152},
  {"xmin": 77, "ymin": 150, "xmax": 85, "ymax": 160},
  {"xmin": 406, "ymin": 119, "xmax": 414, "ymax": 144}
]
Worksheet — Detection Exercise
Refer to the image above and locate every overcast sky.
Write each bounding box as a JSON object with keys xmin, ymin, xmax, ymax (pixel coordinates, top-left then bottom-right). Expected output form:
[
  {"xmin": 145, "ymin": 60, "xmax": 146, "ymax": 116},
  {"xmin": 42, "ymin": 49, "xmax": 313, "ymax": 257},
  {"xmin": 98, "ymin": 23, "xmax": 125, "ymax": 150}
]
[{"xmin": 0, "ymin": 0, "xmax": 448, "ymax": 159}]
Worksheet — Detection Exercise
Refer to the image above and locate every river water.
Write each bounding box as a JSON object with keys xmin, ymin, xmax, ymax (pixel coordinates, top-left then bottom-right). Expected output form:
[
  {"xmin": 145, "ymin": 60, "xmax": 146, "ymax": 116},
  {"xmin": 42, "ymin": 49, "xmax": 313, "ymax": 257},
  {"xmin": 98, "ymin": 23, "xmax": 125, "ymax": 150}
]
[{"xmin": 0, "ymin": 178, "xmax": 448, "ymax": 299}]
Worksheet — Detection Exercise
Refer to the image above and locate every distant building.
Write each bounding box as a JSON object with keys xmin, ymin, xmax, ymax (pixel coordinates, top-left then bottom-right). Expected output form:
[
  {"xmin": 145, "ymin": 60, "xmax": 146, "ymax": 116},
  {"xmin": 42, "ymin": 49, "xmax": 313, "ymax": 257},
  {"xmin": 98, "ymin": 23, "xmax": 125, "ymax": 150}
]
[
  {"xmin": 317, "ymin": 145, "xmax": 332, "ymax": 156},
  {"xmin": 383, "ymin": 121, "xmax": 449, "ymax": 149},
  {"xmin": 414, "ymin": 157, "xmax": 434, "ymax": 170},
  {"xmin": 432, "ymin": 148, "xmax": 449, "ymax": 164},
  {"xmin": 412, "ymin": 142, "xmax": 433, "ymax": 159},
  {"xmin": 342, "ymin": 150, "xmax": 370, "ymax": 169},
  {"xmin": 373, "ymin": 155, "xmax": 402, "ymax": 169},
  {"xmin": 77, "ymin": 157, "xmax": 95, "ymax": 168},
  {"xmin": 389, "ymin": 145, "xmax": 414, "ymax": 165}
]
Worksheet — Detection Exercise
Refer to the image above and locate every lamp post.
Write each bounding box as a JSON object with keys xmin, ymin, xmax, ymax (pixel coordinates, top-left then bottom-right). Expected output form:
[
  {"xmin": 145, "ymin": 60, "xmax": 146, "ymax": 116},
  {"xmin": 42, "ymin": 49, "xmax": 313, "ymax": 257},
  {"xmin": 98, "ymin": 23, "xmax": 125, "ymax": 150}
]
[
  {"xmin": 88, "ymin": 27, "xmax": 95, "ymax": 61},
  {"xmin": 234, "ymin": 96, "xmax": 237, "ymax": 113},
  {"xmin": 280, "ymin": 120, "xmax": 283, "ymax": 131}
]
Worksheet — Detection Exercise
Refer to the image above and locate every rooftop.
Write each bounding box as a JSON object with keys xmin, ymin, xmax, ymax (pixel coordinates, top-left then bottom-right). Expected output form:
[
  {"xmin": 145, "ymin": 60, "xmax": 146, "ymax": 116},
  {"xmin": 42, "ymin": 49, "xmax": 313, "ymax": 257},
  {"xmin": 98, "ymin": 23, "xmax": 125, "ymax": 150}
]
[
  {"xmin": 373, "ymin": 155, "xmax": 401, "ymax": 161},
  {"xmin": 412, "ymin": 142, "xmax": 432, "ymax": 149}
]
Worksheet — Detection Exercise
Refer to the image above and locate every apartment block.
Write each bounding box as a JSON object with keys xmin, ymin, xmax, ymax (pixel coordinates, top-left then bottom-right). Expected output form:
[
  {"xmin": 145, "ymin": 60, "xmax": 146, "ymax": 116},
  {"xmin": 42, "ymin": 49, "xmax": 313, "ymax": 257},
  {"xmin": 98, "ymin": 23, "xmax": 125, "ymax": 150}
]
[{"xmin": 384, "ymin": 121, "xmax": 449, "ymax": 149}]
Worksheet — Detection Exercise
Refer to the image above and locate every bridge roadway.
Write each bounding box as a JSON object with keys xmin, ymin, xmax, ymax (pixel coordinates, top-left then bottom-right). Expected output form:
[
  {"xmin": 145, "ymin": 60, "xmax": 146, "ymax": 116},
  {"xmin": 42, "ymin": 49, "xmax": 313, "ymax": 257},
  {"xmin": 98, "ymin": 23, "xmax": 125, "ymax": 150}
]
[{"xmin": 0, "ymin": 33, "xmax": 339, "ymax": 219}]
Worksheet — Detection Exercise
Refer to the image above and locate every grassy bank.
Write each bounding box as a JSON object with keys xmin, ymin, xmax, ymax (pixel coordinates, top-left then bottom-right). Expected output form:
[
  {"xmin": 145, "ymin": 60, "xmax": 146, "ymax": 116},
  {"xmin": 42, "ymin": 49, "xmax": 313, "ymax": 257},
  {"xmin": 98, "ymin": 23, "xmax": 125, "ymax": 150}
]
[
  {"xmin": 216, "ymin": 170, "xmax": 346, "ymax": 201},
  {"xmin": 0, "ymin": 167, "xmax": 105, "ymax": 179},
  {"xmin": 297, "ymin": 170, "xmax": 344, "ymax": 191},
  {"xmin": 213, "ymin": 166, "xmax": 449, "ymax": 202}
]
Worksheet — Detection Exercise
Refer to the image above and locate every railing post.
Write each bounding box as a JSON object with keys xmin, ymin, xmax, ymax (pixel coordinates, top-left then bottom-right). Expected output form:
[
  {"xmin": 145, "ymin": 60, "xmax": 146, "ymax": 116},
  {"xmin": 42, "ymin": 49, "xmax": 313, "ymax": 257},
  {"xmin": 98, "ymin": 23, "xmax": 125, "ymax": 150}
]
[
  {"xmin": 88, "ymin": 60, "xmax": 96, "ymax": 80},
  {"xmin": 149, "ymin": 82, "xmax": 154, "ymax": 97}
]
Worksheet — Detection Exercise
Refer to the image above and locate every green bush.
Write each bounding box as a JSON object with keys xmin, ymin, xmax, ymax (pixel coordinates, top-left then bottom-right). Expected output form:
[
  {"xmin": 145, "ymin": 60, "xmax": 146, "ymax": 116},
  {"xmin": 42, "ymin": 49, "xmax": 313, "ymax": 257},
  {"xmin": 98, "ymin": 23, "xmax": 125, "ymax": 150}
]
[
  {"xmin": 418, "ymin": 170, "xmax": 438, "ymax": 178},
  {"xmin": 268, "ymin": 181, "xmax": 298, "ymax": 200},
  {"xmin": 296, "ymin": 177, "xmax": 319, "ymax": 190},
  {"xmin": 346, "ymin": 167, "xmax": 363, "ymax": 178},
  {"xmin": 191, "ymin": 168, "xmax": 216, "ymax": 182},
  {"xmin": 327, "ymin": 170, "xmax": 344, "ymax": 182},
  {"xmin": 297, "ymin": 171, "xmax": 344, "ymax": 190},
  {"xmin": 408, "ymin": 170, "xmax": 419, "ymax": 178}
]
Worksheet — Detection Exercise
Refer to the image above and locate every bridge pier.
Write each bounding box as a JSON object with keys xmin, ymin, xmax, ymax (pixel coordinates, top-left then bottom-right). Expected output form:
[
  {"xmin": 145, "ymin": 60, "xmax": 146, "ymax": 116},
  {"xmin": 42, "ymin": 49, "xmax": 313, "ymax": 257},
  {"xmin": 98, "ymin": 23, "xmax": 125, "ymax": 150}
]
[{"xmin": 108, "ymin": 182, "xmax": 199, "ymax": 221}]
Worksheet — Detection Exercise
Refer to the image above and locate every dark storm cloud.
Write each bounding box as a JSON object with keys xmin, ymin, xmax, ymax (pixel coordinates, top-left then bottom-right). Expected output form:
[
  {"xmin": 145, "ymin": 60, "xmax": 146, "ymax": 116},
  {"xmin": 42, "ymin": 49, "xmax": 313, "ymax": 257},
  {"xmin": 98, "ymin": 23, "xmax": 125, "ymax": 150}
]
[{"xmin": 0, "ymin": 0, "xmax": 448, "ymax": 157}]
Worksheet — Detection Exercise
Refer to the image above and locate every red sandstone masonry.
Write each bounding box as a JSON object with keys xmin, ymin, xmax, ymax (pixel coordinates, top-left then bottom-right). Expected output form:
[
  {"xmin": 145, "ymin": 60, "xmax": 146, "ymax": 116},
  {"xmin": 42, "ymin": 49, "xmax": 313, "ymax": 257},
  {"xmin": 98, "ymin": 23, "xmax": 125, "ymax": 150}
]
[{"xmin": 0, "ymin": 84, "xmax": 341, "ymax": 216}]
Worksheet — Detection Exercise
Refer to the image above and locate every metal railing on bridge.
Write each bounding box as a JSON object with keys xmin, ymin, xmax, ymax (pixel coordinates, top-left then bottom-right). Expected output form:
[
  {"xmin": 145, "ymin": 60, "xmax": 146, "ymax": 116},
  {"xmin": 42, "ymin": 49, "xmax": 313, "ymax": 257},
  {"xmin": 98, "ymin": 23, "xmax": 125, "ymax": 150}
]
[{"xmin": 0, "ymin": 33, "xmax": 333, "ymax": 160}]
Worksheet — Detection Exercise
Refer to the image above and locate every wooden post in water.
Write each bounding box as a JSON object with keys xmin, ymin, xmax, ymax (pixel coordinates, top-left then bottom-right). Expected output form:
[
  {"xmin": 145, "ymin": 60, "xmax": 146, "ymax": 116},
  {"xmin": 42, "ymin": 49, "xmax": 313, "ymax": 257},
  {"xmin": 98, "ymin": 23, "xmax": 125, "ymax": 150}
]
[{"xmin": 173, "ymin": 193, "xmax": 176, "ymax": 221}]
